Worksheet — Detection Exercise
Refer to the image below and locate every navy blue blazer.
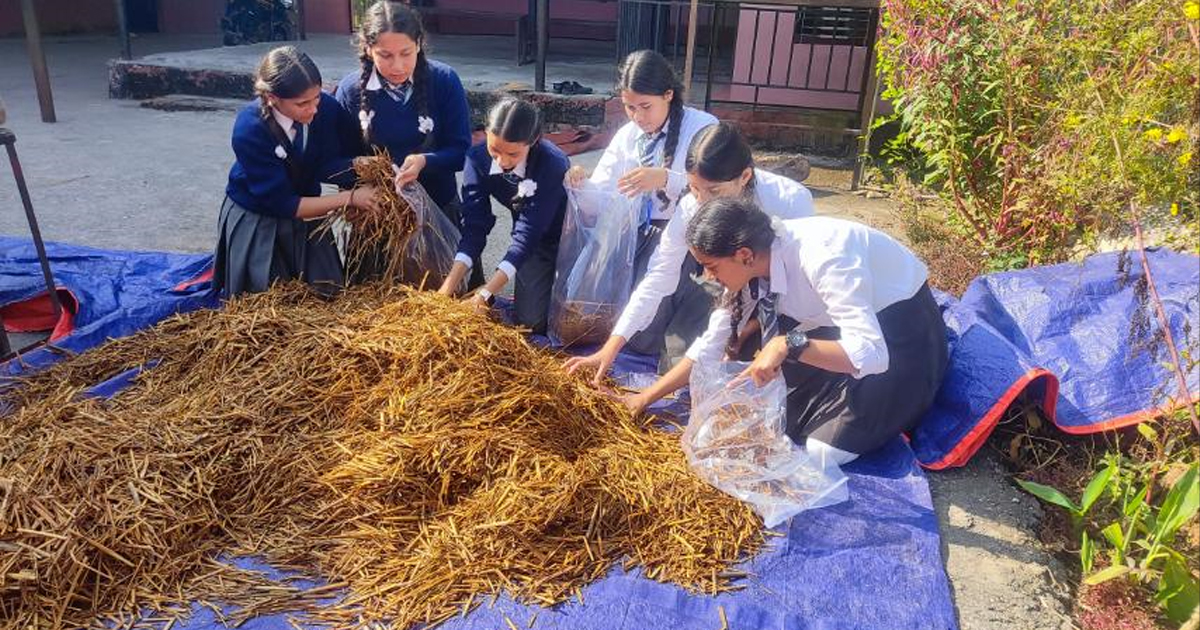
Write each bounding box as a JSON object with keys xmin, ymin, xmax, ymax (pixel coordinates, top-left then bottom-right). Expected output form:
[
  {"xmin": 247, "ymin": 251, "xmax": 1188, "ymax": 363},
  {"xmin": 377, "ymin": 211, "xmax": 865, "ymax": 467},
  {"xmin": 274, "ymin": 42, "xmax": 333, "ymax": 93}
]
[
  {"xmin": 458, "ymin": 138, "xmax": 568, "ymax": 272},
  {"xmin": 335, "ymin": 59, "xmax": 471, "ymax": 209},
  {"xmin": 225, "ymin": 92, "xmax": 358, "ymax": 219}
]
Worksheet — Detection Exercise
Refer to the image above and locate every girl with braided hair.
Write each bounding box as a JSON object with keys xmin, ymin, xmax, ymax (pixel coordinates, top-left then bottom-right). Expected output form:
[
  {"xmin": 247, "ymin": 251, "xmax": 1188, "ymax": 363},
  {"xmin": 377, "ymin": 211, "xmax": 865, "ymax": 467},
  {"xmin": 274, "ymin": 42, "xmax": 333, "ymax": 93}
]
[
  {"xmin": 334, "ymin": 1, "xmax": 471, "ymax": 223},
  {"xmin": 215, "ymin": 46, "xmax": 382, "ymax": 298},
  {"xmin": 565, "ymin": 49, "xmax": 717, "ymax": 357},
  {"xmin": 564, "ymin": 123, "xmax": 815, "ymax": 382},
  {"xmin": 437, "ymin": 97, "xmax": 569, "ymax": 334},
  {"xmin": 616, "ymin": 198, "xmax": 948, "ymax": 466}
]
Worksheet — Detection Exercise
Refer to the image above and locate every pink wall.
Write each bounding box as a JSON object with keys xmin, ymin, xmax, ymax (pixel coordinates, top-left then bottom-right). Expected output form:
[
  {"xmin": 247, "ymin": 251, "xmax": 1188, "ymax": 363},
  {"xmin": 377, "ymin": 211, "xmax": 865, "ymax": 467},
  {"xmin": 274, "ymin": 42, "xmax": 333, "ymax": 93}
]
[
  {"xmin": 0, "ymin": 0, "xmax": 116, "ymax": 37},
  {"xmin": 730, "ymin": 7, "xmax": 870, "ymax": 111}
]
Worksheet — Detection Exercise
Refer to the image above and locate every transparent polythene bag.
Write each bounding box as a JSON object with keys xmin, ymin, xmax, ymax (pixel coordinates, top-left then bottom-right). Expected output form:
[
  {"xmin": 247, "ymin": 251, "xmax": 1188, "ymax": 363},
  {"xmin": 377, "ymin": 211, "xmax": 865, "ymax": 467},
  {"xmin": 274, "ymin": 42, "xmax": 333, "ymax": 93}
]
[
  {"xmin": 547, "ymin": 186, "xmax": 640, "ymax": 347},
  {"xmin": 684, "ymin": 360, "xmax": 849, "ymax": 527},
  {"xmin": 396, "ymin": 182, "xmax": 464, "ymax": 293}
]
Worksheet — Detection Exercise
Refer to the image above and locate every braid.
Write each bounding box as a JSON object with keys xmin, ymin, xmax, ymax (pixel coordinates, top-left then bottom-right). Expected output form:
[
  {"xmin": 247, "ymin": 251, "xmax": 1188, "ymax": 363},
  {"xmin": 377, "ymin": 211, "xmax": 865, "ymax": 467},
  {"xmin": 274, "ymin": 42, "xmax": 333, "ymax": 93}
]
[
  {"xmin": 357, "ymin": 53, "xmax": 375, "ymax": 147},
  {"xmin": 655, "ymin": 96, "xmax": 685, "ymax": 207},
  {"xmin": 724, "ymin": 289, "xmax": 744, "ymax": 359},
  {"xmin": 661, "ymin": 97, "xmax": 685, "ymax": 170},
  {"xmin": 411, "ymin": 51, "xmax": 433, "ymax": 153}
]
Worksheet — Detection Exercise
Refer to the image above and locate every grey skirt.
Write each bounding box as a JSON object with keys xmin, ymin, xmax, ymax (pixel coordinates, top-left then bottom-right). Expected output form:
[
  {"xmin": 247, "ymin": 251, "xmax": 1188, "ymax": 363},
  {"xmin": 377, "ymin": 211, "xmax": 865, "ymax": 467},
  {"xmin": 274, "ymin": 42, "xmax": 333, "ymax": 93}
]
[{"xmin": 213, "ymin": 197, "xmax": 344, "ymax": 298}]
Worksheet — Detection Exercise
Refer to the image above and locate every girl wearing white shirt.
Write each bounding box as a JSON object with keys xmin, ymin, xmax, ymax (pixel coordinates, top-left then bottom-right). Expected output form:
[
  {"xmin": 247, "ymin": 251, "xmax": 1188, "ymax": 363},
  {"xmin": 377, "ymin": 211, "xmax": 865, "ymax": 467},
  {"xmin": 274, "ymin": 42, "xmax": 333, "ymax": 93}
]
[
  {"xmin": 626, "ymin": 198, "xmax": 948, "ymax": 464},
  {"xmin": 566, "ymin": 50, "xmax": 717, "ymax": 355},
  {"xmin": 565, "ymin": 123, "xmax": 814, "ymax": 382}
]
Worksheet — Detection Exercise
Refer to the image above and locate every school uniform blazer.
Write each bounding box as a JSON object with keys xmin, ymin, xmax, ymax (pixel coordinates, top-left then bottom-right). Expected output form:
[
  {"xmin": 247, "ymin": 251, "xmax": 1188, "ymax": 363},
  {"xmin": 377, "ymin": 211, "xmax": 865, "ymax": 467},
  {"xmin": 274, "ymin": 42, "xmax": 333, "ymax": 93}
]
[
  {"xmin": 585, "ymin": 106, "xmax": 718, "ymax": 220},
  {"xmin": 686, "ymin": 216, "xmax": 929, "ymax": 378},
  {"xmin": 335, "ymin": 60, "xmax": 471, "ymax": 208},
  {"xmin": 611, "ymin": 169, "xmax": 815, "ymax": 340},
  {"xmin": 225, "ymin": 92, "xmax": 359, "ymax": 219},
  {"xmin": 456, "ymin": 138, "xmax": 569, "ymax": 279}
]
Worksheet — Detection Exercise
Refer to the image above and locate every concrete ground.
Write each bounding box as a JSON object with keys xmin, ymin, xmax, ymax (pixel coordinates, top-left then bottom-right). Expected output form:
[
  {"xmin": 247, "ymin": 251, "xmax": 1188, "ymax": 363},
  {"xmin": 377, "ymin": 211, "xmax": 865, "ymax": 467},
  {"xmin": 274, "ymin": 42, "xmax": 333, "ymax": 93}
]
[{"xmin": 0, "ymin": 35, "xmax": 1076, "ymax": 630}]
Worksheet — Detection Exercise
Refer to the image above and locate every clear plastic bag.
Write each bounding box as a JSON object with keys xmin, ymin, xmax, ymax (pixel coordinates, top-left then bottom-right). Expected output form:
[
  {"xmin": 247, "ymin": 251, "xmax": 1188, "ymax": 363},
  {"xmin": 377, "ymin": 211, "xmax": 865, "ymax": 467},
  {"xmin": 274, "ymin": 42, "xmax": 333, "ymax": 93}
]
[
  {"xmin": 548, "ymin": 186, "xmax": 640, "ymax": 347},
  {"xmin": 395, "ymin": 182, "xmax": 465, "ymax": 293},
  {"xmin": 684, "ymin": 361, "xmax": 849, "ymax": 527}
]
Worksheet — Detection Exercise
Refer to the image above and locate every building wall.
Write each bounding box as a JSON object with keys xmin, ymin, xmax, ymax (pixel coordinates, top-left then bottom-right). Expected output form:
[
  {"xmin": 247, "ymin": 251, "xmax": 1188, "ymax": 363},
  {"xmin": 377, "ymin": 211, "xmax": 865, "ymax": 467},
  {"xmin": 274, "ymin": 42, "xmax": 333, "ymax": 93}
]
[
  {"xmin": 0, "ymin": 0, "xmax": 117, "ymax": 37},
  {"xmin": 159, "ymin": 0, "xmax": 351, "ymax": 35}
]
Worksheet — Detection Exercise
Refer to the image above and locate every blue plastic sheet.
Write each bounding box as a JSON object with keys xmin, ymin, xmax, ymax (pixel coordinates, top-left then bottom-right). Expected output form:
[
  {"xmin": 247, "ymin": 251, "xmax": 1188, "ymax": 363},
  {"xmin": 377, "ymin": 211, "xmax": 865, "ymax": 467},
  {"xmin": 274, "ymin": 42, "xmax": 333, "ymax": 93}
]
[
  {"xmin": 911, "ymin": 249, "xmax": 1199, "ymax": 469},
  {"xmin": 0, "ymin": 239, "xmax": 958, "ymax": 630}
]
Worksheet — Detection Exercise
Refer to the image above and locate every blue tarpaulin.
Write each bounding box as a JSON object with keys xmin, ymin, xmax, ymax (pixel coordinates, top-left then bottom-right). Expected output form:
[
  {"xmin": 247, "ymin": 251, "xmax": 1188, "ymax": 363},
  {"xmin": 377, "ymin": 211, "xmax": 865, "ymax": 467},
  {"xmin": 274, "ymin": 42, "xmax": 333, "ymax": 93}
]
[
  {"xmin": 910, "ymin": 249, "xmax": 1199, "ymax": 469},
  {"xmin": 0, "ymin": 239, "xmax": 958, "ymax": 630}
]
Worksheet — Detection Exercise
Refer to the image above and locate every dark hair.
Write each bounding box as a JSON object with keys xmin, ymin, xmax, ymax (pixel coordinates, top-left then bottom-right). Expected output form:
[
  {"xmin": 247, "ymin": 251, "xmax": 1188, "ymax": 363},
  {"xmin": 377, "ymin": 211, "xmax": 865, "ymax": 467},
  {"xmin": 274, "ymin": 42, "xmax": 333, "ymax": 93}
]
[
  {"xmin": 686, "ymin": 122, "xmax": 756, "ymax": 189},
  {"xmin": 616, "ymin": 50, "xmax": 685, "ymax": 201},
  {"xmin": 486, "ymin": 97, "xmax": 543, "ymax": 214},
  {"xmin": 356, "ymin": 1, "xmax": 431, "ymax": 152},
  {"xmin": 254, "ymin": 46, "xmax": 322, "ymax": 119},
  {"xmin": 686, "ymin": 197, "xmax": 777, "ymax": 355}
]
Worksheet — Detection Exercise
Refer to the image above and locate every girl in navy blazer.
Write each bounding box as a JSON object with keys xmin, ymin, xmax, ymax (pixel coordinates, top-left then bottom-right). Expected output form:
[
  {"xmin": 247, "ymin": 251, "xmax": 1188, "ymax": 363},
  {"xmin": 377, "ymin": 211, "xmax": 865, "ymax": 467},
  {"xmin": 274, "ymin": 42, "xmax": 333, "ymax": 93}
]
[
  {"xmin": 215, "ymin": 46, "xmax": 381, "ymax": 297},
  {"xmin": 438, "ymin": 98, "xmax": 568, "ymax": 334},
  {"xmin": 335, "ymin": 1, "xmax": 471, "ymax": 215}
]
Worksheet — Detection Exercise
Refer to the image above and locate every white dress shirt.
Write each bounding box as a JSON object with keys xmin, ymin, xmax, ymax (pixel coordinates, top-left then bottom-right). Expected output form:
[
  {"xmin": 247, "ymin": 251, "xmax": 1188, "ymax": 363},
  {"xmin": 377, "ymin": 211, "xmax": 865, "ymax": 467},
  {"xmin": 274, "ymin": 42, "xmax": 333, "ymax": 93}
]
[
  {"xmin": 686, "ymin": 216, "xmax": 929, "ymax": 378},
  {"xmin": 585, "ymin": 106, "xmax": 718, "ymax": 220},
  {"xmin": 611, "ymin": 169, "xmax": 815, "ymax": 340}
]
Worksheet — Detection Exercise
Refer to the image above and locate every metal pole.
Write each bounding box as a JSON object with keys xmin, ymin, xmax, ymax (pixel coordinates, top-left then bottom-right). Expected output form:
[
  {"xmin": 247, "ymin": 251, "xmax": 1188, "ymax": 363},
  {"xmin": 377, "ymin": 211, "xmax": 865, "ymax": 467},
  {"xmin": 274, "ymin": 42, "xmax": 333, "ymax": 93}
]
[
  {"xmin": 2, "ymin": 130, "xmax": 63, "ymax": 324},
  {"xmin": 296, "ymin": 0, "xmax": 307, "ymax": 40},
  {"xmin": 682, "ymin": 0, "xmax": 700, "ymax": 94},
  {"xmin": 115, "ymin": 0, "xmax": 131, "ymax": 59},
  {"xmin": 20, "ymin": 0, "xmax": 56, "ymax": 123},
  {"xmin": 534, "ymin": 0, "xmax": 548, "ymax": 91}
]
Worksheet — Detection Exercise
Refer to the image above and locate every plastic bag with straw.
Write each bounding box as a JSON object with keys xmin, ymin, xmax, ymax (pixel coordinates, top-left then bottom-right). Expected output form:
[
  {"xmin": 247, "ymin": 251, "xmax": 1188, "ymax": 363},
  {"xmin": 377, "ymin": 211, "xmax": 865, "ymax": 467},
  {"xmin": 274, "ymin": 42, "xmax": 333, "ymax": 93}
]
[
  {"xmin": 548, "ymin": 186, "xmax": 640, "ymax": 347},
  {"xmin": 684, "ymin": 360, "xmax": 849, "ymax": 527}
]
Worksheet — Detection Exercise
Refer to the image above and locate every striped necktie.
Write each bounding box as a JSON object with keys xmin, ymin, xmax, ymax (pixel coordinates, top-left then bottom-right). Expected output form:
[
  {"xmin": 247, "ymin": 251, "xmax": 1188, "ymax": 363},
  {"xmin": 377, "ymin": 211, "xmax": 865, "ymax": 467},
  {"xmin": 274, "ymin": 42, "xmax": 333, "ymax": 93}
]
[
  {"xmin": 382, "ymin": 80, "xmax": 412, "ymax": 104},
  {"xmin": 752, "ymin": 278, "xmax": 779, "ymax": 342},
  {"xmin": 635, "ymin": 131, "xmax": 664, "ymax": 230}
]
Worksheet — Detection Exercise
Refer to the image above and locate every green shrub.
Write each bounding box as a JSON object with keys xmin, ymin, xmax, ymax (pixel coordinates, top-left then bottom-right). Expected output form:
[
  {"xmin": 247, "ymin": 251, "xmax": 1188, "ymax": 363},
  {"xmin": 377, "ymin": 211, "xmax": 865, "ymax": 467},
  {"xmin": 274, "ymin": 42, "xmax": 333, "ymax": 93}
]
[{"xmin": 876, "ymin": 0, "xmax": 1199, "ymax": 265}]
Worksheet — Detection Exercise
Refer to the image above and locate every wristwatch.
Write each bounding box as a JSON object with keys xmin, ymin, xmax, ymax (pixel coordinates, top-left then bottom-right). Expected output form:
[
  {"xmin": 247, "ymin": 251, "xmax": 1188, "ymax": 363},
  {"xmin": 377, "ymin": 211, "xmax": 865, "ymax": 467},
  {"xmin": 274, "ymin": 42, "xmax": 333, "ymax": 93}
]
[
  {"xmin": 477, "ymin": 287, "xmax": 496, "ymax": 306},
  {"xmin": 785, "ymin": 328, "xmax": 810, "ymax": 361}
]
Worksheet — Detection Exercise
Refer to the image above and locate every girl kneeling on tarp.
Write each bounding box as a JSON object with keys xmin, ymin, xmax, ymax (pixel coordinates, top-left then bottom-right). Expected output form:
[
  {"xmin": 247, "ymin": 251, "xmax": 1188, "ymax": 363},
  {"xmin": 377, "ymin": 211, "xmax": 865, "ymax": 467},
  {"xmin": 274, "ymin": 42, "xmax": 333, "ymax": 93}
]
[
  {"xmin": 215, "ymin": 46, "xmax": 381, "ymax": 297},
  {"xmin": 438, "ymin": 97, "xmax": 569, "ymax": 334},
  {"xmin": 626, "ymin": 198, "xmax": 948, "ymax": 465}
]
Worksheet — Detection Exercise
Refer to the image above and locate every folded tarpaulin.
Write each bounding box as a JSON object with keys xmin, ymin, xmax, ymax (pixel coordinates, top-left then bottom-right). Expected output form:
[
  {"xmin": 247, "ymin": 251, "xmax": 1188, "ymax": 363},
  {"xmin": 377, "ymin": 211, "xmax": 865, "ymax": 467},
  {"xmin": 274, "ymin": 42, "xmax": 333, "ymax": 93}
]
[
  {"xmin": 911, "ymin": 248, "xmax": 1200, "ymax": 470},
  {"xmin": 0, "ymin": 236, "xmax": 216, "ymax": 375},
  {"xmin": 0, "ymin": 238, "xmax": 958, "ymax": 630}
]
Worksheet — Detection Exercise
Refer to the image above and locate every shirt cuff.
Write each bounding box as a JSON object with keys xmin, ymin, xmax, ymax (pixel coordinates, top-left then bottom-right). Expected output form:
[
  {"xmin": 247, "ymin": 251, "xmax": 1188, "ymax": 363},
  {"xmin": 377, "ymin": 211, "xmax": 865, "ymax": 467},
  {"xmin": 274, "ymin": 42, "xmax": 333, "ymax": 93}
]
[
  {"xmin": 496, "ymin": 260, "xmax": 518, "ymax": 280},
  {"xmin": 836, "ymin": 335, "xmax": 886, "ymax": 379},
  {"xmin": 454, "ymin": 252, "xmax": 474, "ymax": 269}
]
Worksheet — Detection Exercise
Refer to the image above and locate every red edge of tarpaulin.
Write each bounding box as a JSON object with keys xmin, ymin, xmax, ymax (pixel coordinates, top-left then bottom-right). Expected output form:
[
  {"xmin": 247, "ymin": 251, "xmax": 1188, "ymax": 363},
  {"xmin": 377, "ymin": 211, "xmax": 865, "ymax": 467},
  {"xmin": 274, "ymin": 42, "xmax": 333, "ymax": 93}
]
[
  {"xmin": 921, "ymin": 369, "xmax": 1059, "ymax": 471},
  {"xmin": 921, "ymin": 369, "xmax": 1200, "ymax": 470},
  {"xmin": 173, "ymin": 267, "xmax": 213, "ymax": 293},
  {"xmin": 1, "ymin": 288, "xmax": 79, "ymax": 341}
]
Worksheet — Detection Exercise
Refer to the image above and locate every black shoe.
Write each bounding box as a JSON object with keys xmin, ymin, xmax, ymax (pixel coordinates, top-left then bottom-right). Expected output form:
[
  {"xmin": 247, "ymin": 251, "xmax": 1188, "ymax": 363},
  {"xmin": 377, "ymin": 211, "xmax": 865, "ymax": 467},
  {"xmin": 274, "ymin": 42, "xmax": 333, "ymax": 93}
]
[{"xmin": 552, "ymin": 80, "xmax": 594, "ymax": 95}]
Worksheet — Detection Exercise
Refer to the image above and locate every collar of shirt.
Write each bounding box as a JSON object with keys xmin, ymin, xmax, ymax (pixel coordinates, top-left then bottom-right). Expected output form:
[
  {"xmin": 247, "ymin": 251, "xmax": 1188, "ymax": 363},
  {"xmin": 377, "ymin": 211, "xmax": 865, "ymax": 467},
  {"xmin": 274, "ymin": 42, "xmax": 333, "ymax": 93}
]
[
  {"xmin": 366, "ymin": 69, "xmax": 412, "ymax": 102},
  {"xmin": 271, "ymin": 108, "xmax": 298, "ymax": 142},
  {"xmin": 767, "ymin": 234, "xmax": 791, "ymax": 297},
  {"xmin": 488, "ymin": 158, "xmax": 527, "ymax": 179}
]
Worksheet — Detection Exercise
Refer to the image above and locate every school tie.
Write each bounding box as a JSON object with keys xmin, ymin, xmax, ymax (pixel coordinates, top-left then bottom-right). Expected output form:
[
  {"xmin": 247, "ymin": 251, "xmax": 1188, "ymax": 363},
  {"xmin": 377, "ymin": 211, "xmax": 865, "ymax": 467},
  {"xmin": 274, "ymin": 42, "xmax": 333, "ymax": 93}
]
[
  {"xmin": 292, "ymin": 124, "xmax": 306, "ymax": 156},
  {"xmin": 500, "ymin": 171, "xmax": 523, "ymax": 186},
  {"xmin": 753, "ymin": 279, "xmax": 779, "ymax": 343},
  {"xmin": 635, "ymin": 131, "xmax": 664, "ymax": 231},
  {"xmin": 382, "ymin": 79, "xmax": 412, "ymax": 104}
]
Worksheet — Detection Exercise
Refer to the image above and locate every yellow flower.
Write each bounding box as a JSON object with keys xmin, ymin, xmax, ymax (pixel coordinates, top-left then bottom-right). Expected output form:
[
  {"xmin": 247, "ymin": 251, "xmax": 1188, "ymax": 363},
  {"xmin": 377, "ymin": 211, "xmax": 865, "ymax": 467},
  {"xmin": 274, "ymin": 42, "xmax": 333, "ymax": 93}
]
[
  {"xmin": 1171, "ymin": 203, "xmax": 1180, "ymax": 216},
  {"xmin": 1180, "ymin": 151, "xmax": 1194, "ymax": 166},
  {"xmin": 1167, "ymin": 128, "xmax": 1187, "ymax": 144},
  {"xmin": 1065, "ymin": 114, "xmax": 1082, "ymax": 128},
  {"xmin": 1186, "ymin": 1, "xmax": 1200, "ymax": 20},
  {"xmin": 1144, "ymin": 128, "xmax": 1164, "ymax": 141}
]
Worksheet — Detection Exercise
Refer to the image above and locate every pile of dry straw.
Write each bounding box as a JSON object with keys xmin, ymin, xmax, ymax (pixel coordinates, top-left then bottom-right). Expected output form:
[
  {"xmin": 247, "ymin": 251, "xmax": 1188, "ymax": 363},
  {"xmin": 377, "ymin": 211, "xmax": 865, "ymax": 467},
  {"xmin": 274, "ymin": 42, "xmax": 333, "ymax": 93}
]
[{"xmin": 1, "ymin": 280, "xmax": 763, "ymax": 628}]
